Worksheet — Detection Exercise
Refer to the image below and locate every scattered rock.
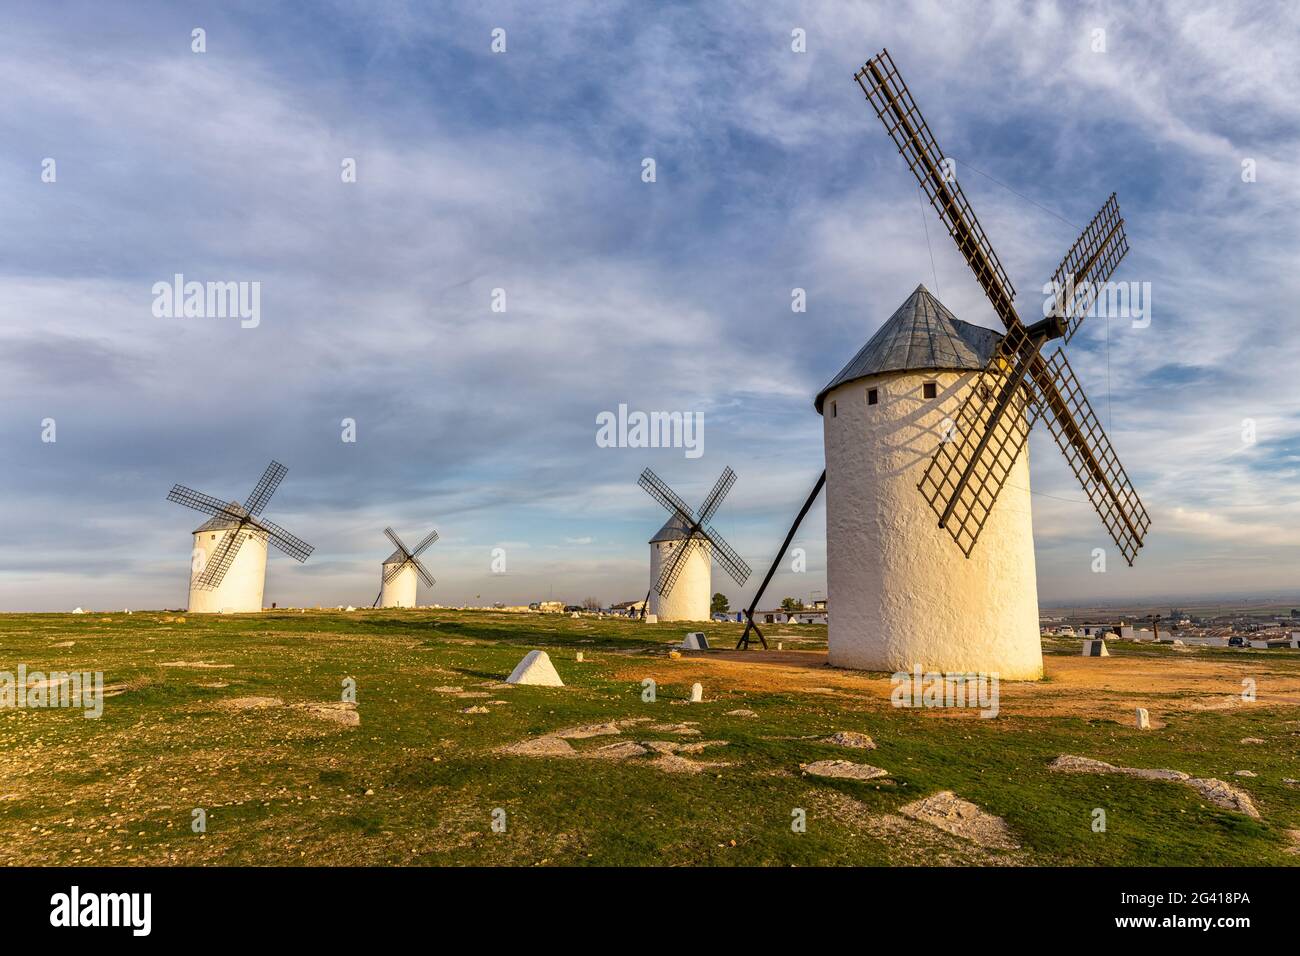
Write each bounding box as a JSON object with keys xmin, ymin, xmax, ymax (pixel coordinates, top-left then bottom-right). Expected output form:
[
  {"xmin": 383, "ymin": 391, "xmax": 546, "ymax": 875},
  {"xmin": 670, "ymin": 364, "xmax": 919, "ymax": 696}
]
[
  {"xmin": 1240, "ymin": 737, "xmax": 1265, "ymax": 744},
  {"xmin": 297, "ymin": 701, "xmax": 360, "ymax": 727},
  {"xmin": 223, "ymin": 696, "xmax": 284, "ymax": 711},
  {"xmin": 900, "ymin": 791, "xmax": 1019, "ymax": 850},
  {"xmin": 725, "ymin": 708, "xmax": 757, "ymax": 717},
  {"xmin": 498, "ymin": 735, "xmax": 575, "ymax": 758},
  {"xmin": 1048, "ymin": 755, "xmax": 1118, "ymax": 774},
  {"xmin": 825, "ymin": 731, "xmax": 877, "ymax": 750},
  {"xmin": 433, "ymin": 686, "xmax": 464, "ymax": 694},
  {"xmin": 455, "ymin": 691, "xmax": 491, "ymax": 699},
  {"xmin": 556, "ymin": 721, "xmax": 622, "ymax": 739},
  {"xmin": 649, "ymin": 753, "xmax": 730, "ymax": 775},
  {"xmin": 589, "ymin": 741, "xmax": 648, "ymax": 760},
  {"xmin": 645, "ymin": 722, "xmax": 701, "ymax": 736},
  {"xmin": 1186, "ymin": 778, "xmax": 1260, "ymax": 817},
  {"xmin": 641, "ymin": 739, "xmax": 727, "ymax": 755},
  {"xmin": 673, "ymin": 740, "xmax": 727, "ymax": 754},
  {"xmin": 1050, "ymin": 754, "xmax": 1259, "ymax": 817},
  {"xmin": 1125, "ymin": 767, "xmax": 1190, "ymax": 782},
  {"xmin": 1284, "ymin": 830, "xmax": 1300, "ymax": 855},
  {"xmin": 1233, "ymin": 770, "xmax": 1257, "ymax": 777},
  {"xmin": 160, "ymin": 661, "xmax": 233, "ymax": 669},
  {"xmin": 800, "ymin": 760, "xmax": 889, "ymax": 781},
  {"xmin": 460, "ymin": 706, "xmax": 489, "ymax": 714},
  {"xmin": 51, "ymin": 641, "xmax": 75, "ymax": 648}
]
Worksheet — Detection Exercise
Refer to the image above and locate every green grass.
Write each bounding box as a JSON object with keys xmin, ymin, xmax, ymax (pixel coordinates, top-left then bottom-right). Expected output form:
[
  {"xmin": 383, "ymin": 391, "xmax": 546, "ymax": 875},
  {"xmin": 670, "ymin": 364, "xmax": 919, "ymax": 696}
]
[{"xmin": 0, "ymin": 609, "xmax": 1297, "ymax": 866}]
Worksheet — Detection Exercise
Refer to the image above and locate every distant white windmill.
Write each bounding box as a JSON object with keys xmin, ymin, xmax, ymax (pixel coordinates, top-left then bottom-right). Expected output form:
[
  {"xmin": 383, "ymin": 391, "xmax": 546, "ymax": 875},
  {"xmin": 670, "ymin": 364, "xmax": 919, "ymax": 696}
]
[
  {"xmin": 375, "ymin": 526, "xmax": 437, "ymax": 608},
  {"xmin": 638, "ymin": 468, "xmax": 750, "ymax": 623},
  {"xmin": 167, "ymin": 461, "xmax": 314, "ymax": 613}
]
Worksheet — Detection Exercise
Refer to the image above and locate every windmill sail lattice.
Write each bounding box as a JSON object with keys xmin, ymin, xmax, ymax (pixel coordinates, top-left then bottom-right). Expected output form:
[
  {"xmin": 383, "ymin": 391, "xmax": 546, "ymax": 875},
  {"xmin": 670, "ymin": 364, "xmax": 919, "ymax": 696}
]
[
  {"xmin": 638, "ymin": 468, "xmax": 751, "ymax": 611},
  {"xmin": 167, "ymin": 460, "xmax": 314, "ymax": 590},
  {"xmin": 854, "ymin": 48, "xmax": 1150, "ymax": 564}
]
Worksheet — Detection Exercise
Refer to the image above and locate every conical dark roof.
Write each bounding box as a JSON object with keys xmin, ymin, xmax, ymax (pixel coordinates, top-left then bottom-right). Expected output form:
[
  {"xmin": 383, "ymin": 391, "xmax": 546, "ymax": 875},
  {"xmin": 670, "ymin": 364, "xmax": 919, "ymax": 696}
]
[
  {"xmin": 814, "ymin": 284, "xmax": 1002, "ymax": 413},
  {"xmin": 193, "ymin": 502, "xmax": 250, "ymax": 534},
  {"xmin": 649, "ymin": 514, "xmax": 694, "ymax": 544}
]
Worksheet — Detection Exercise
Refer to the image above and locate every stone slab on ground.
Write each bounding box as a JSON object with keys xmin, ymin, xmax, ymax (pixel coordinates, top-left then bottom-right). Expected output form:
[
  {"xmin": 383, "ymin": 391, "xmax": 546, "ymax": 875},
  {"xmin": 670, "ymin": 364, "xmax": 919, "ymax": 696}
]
[
  {"xmin": 800, "ymin": 759, "xmax": 889, "ymax": 781},
  {"xmin": 899, "ymin": 790, "xmax": 1019, "ymax": 850},
  {"xmin": 825, "ymin": 731, "xmax": 877, "ymax": 750},
  {"xmin": 1049, "ymin": 754, "xmax": 1260, "ymax": 817}
]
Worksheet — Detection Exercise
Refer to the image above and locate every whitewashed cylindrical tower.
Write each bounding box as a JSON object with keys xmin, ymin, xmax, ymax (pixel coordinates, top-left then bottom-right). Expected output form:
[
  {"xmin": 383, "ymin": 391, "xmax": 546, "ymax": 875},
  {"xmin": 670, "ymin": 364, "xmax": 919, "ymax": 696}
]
[
  {"xmin": 816, "ymin": 285, "xmax": 1042, "ymax": 680},
  {"xmin": 188, "ymin": 515, "xmax": 268, "ymax": 614},
  {"xmin": 648, "ymin": 516, "xmax": 712, "ymax": 622},
  {"xmin": 380, "ymin": 557, "xmax": 418, "ymax": 608}
]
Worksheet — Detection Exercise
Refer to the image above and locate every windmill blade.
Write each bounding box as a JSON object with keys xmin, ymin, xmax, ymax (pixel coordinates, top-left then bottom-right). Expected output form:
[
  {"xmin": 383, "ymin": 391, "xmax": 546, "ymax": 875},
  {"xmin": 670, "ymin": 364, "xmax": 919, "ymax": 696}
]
[
  {"xmin": 855, "ymin": 49, "xmax": 1019, "ymax": 329},
  {"xmin": 702, "ymin": 523, "xmax": 751, "ymax": 586},
  {"xmin": 1048, "ymin": 194, "xmax": 1129, "ymax": 344},
  {"xmin": 696, "ymin": 467, "xmax": 737, "ymax": 525},
  {"xmin": 917, "ymin": 325, "xmax": 1038, "ymax": 557},
  {"xmin": 410, "ymin": 529, "xmax": 439, "ymax": 557},
  {"xmin": 1027, "ymin": 349, "xmax": 1150, "ymax": 564},
  {"xmin": 257, "ymin": 517, "xmax": 314, "ymax": 563},
  {"xmin": 383, "ymin": 526, "xmax": 412, "ymax": 559},
  {"xmin": 244, "ymin": 461, "xmax": 288, "ymax": 516},
  {"xmin": 655, "ymin": 534, "xmax": 703, "ymax": 596},
  {"xmin": 195, "ymin": 529, "xmax": 247, "ymax": 590},
  {"xmin": 168, "ymin": 484, "xmax": 237, "ymax": 518},
  {"xmin": 382, "ymin": 559, "xmax": 407, "ymax": 584},
  {"xmin": 410, "ymin": 557, "xmax": 436, "ymax": 589},
  {"xmin": 638, "ymin": 468, "xmax": 696, "ymax": 524}
]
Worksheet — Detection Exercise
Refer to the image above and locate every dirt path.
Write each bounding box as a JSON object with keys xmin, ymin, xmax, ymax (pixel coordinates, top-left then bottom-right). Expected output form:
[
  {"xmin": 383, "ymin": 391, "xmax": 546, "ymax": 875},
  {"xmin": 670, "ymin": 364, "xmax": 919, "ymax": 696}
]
[{"xmin": 612, "ymin": 649, "xmax": 1300, "ymax": 723}]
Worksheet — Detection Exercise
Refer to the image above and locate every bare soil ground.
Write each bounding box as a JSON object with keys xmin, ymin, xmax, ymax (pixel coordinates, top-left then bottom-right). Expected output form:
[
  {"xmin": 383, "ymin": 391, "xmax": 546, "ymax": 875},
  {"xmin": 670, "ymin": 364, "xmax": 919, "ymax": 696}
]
[{"xmin": 612, "ymin": 646, "xmax": 1300, "ymax": 725}]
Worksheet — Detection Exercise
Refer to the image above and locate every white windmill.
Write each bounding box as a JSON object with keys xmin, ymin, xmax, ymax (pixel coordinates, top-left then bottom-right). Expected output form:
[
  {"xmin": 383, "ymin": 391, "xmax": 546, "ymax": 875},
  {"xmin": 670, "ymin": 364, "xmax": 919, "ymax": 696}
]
[
  {"xmin": 638, "ymin": 467, "xmax": 750, "ymax": 623},
  {"xmin": 375, "ymin": 526, "xmax": 438, "ymax": 609},
  {"xmin": 736, "ymin": 50, "xmax": 1150, "ymax": 680},
  {"xmin": 167, "ymin": 461, "xmax": 314, "ymax": 613}
]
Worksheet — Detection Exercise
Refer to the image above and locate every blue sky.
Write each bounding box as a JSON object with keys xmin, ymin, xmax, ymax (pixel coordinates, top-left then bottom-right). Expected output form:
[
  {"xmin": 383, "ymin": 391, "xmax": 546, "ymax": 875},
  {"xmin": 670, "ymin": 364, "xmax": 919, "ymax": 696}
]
[{"xmin": 1, "ymin": 0, "xmax": 1298, "ymax": 611}]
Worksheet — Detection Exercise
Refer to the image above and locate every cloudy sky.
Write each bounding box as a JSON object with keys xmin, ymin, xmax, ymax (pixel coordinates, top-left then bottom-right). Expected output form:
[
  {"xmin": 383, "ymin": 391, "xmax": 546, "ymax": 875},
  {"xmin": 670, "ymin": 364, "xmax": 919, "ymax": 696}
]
[{"xmin": 1, "ymin": 0, "xmax": 1297, "ymax": 612}]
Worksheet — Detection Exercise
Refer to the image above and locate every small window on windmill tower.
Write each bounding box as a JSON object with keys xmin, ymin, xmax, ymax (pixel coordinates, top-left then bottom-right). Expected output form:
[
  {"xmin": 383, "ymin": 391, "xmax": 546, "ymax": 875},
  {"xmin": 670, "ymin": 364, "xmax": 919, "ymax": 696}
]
[
  {"xmin": 867, "ymin": 388, "xmax": 878, "ymax": 406},
  {"xmin": 831, "ymin": 400, "xmax": 837, "ymax": 418},
  {"xmin": 923, "ymin": 381, "xmax": 938, "ymax": 399}
]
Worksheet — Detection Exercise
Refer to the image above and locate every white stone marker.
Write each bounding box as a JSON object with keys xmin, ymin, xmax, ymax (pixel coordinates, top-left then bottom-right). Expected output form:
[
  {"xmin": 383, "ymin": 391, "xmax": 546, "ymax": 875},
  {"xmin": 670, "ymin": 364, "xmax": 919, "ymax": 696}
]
[
  {"xmin": 1136, "ymin": 707, "xmax": 1151, "ymax": 730},
  {"xmin": 680, "ymin": 632, "xmax": 710, "ymax": 650},
  {"xmin": 506, "ymin": 650, "xmax": 565, "ymax": 687},
  {"xmin": 689, "ymin": 682, "xmax": 703, "ymax": 703},
  {"xmin": 575, "ymin": 651, "xmax": 584, "ymax": 662},
  {"xmin": 1081, "ymin": 639, "xmax": 1109, "ymax": 657}
]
